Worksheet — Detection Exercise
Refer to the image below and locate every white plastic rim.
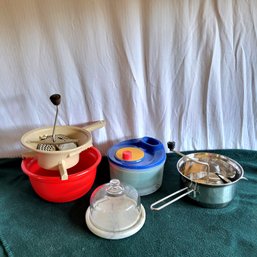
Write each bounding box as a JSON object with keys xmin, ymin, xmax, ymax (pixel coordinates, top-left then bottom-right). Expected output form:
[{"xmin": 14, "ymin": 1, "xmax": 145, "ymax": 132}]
[
  {"xmin": 21, "ymin": 126, "xmax": 93, "ymax": 170},
  {"xmin": 85, "ymin": 204, "xmax": 146, "ymax": 240},
  {"xmin": 21, "ymin": 126, "xmax": 92, "ymax": 153}
]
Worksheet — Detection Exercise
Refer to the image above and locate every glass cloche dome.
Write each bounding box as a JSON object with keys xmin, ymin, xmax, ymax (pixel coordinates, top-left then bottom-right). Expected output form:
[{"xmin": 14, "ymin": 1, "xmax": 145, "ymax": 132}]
[{"xmin": 85, "ymin": 179, "xmax": 146, "ymax": 239}]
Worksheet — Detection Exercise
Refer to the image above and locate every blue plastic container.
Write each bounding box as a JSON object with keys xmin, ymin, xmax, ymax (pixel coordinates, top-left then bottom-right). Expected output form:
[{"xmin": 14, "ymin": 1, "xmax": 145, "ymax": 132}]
[{"xmin": 107, "ymin": 137, "xmax": 166, "ymax": 196}]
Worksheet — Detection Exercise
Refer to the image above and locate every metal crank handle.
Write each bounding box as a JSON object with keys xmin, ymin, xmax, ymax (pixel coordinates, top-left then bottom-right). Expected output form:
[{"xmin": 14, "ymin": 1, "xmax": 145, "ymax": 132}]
[
  {"xmin": 167, "ymin": 141, "xmax": 210, "ymax": 173},
  {"xmin": 50, "ymin": 94, "xmax": 61, "ymax": 142},
  {"xmin": 173, "ymin": 149, "xmax": 208, "ymax": 166},
  {"xmin": 150, "ymin": 187, "xmax": 194, "ymax": 211}
]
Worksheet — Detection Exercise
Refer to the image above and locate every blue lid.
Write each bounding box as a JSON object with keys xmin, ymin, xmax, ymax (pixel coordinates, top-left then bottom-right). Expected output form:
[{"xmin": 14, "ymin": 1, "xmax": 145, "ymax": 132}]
[{"xmin": 107, "ymin": 137, "xmax": 166, "ymax": 169}]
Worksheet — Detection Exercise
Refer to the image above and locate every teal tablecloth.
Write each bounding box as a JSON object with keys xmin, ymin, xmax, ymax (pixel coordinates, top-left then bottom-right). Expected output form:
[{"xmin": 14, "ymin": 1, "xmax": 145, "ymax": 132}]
[{"xmin": 0, "ymin": 149, "xmax": 257, "ymax": 257}]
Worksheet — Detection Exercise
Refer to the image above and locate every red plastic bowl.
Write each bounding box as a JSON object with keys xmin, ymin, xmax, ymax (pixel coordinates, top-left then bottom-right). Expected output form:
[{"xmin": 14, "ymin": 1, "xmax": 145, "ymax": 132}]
[{"xmin": 21, "ymin": 147, "xmax": 101, "ymax": 203}]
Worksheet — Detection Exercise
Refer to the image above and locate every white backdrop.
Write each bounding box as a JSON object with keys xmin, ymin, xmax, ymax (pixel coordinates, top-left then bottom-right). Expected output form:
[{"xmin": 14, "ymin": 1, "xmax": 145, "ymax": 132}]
[{"xmin": 0, "ymin": 0, "xmax": 257, "ymax": 157}]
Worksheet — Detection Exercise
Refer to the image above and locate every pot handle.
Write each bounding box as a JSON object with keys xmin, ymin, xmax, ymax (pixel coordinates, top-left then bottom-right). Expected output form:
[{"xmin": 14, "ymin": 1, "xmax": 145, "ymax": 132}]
[
  {"xmin": 82, "ymin": 120, "xmax": 106, "ymax": 132},
  {"xmin": 150, "ymin": 187, "xmax": 194, "ymax": 211}
]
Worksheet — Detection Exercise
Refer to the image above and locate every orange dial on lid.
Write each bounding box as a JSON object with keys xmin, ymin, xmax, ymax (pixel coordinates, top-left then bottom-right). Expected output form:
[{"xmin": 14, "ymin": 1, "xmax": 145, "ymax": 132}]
[{"xmin": 115, "ymin": 147, "xmax": 145, "ymax": 162}]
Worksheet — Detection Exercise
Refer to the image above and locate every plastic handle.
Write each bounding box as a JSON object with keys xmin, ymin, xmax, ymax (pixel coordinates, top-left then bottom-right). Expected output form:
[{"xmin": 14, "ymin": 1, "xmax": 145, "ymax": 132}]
[
  {"xmin": 50, "ymin": 94, "xmax": 61, "ymax": 106},
  {"xmin": 82, "ymin": 120, "xmax": 106, "ymax": 132}
]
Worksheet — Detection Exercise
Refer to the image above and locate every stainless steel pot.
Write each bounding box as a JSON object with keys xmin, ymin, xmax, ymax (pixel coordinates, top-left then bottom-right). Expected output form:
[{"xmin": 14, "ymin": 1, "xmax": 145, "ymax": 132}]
[{"xmin": 151, "ymin": 152, "xmax": 247, "ymax": 210}]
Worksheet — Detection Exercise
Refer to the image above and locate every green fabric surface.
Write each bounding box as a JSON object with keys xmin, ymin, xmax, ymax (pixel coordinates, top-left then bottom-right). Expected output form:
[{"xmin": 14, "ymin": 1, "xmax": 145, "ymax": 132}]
[{"xmin": 0, "ymin": 150, "xmax": 257, "ymax": 257}]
